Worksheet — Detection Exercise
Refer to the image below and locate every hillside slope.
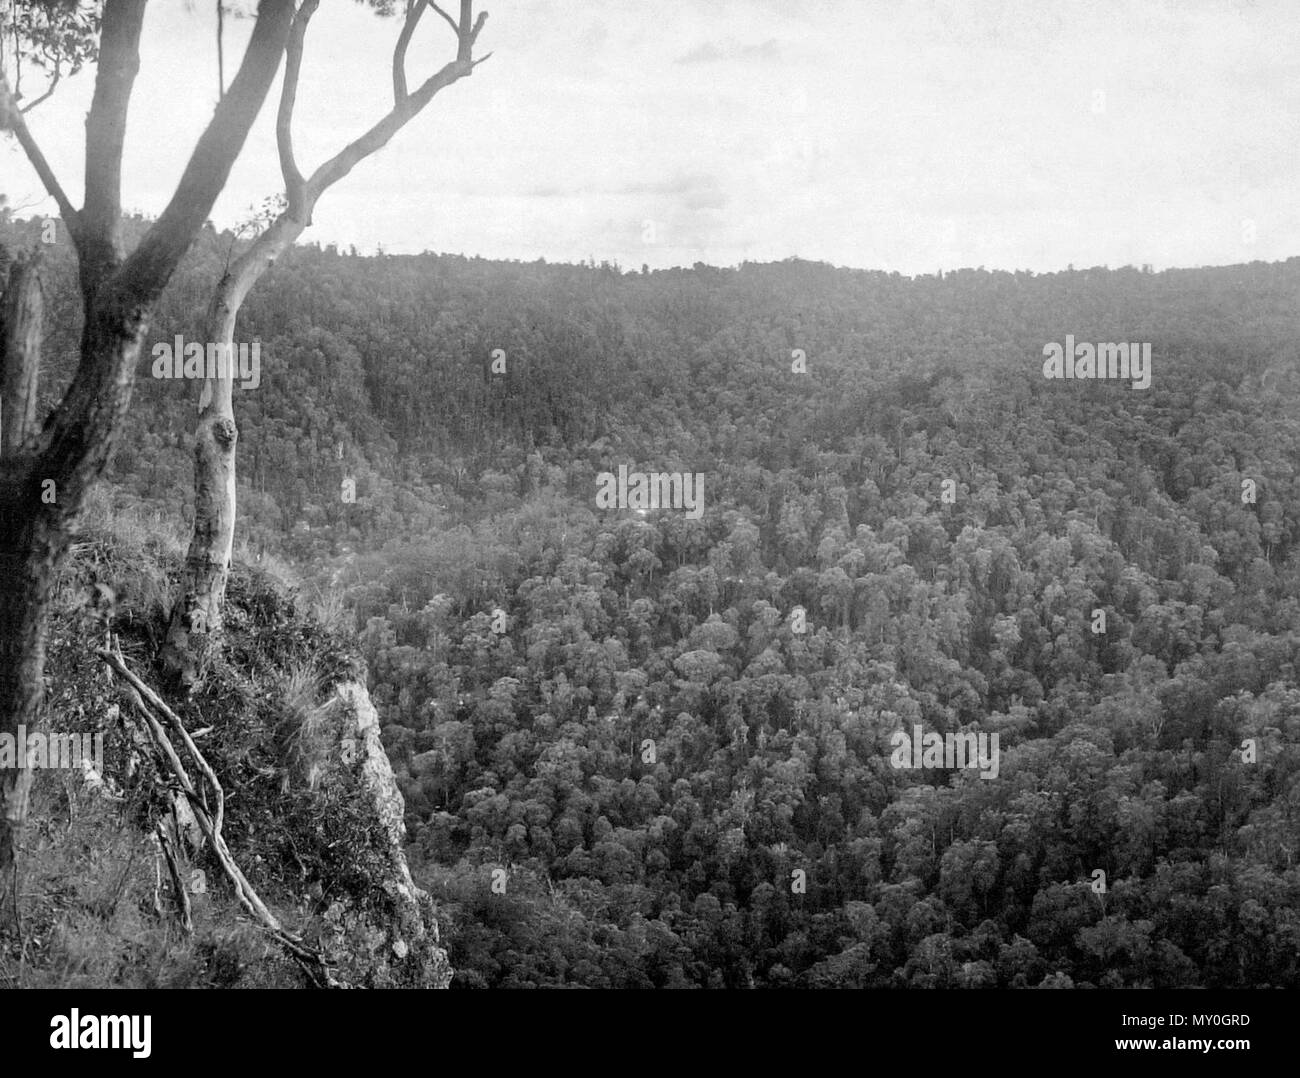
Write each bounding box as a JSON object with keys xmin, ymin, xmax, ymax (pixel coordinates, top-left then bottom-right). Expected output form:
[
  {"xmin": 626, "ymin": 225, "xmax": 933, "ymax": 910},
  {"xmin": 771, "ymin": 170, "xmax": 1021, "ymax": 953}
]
[{"xmin": 1, "ymin": 501, "xmax": 450, "ymax": 989}]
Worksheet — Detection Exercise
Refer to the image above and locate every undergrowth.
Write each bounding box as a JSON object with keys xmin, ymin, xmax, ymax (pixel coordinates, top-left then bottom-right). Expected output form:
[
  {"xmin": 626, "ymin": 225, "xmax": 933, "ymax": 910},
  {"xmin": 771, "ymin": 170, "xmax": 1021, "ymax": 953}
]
[{"xmin": 0, "ymin": 495, "xmax": 447, "ymax": 989}]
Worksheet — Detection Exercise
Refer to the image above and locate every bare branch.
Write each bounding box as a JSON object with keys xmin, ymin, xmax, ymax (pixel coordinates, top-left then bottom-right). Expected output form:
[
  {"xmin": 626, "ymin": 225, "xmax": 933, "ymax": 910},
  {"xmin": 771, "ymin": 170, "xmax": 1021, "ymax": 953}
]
[
  {"xmin": 306, "ymin": 59, "xmax": 460, "ymax": 201},
  {"xmin": 460, "ymin": 0, "xmax": 488, "ymax": 62},
  {"xmin": 115, "ymin": 0, "xmax": 296, "ymax": 306},
  {"xmin": 432, "ymin": 2, "xmax": 489, "ymax": 63},
  {"xmin": 18, "ymin": 59, "xmax": 62, "ymax": 113},
  {"xmin": 0, "ymin": 75, "xmax": 80, "ymax": 232},
  {"xmin": 306, "ymin": 2, "xmax": 488, "ymax": 203},
  {"xmin": 216, "ymin": 0, "xmax": 225, "ymax": 100},
  {"xmin": 427, "ymin": 1, "xmax": 459, "ymax": 38},
  {"xmin": 99, "ymin": 645, "xmax": 224, "ymax": 834},
  {"xmin": 155, "ymin": 820, "xmax": 193, "ymax": 933},
  {"xmin": 392, "ymin": 0, "xmax": 428, "ymax": 105},
  {"xmin": 100, "ymin": 645, "xmax": 337, "ymax": 985},
  {"xmin": 277, "ymin": 0, "xmax": 320, "ymax": 220}
]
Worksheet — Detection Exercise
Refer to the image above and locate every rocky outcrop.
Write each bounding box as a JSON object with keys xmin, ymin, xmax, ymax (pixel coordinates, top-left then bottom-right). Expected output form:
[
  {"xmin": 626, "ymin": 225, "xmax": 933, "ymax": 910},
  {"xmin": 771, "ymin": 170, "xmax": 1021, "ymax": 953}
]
[{"xmin": 306, "ymin": 679, "xmax": 453, "ymax": 988}]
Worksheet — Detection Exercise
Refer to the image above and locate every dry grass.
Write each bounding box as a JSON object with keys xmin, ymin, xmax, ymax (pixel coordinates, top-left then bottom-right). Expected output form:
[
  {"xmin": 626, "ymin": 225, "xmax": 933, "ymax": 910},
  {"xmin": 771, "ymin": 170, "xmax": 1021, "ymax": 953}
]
[
  {"xmin": 79, "ymin": 483, "xmax": 188, "ymax": 560},
  {"xmin": 278, "ymin": 662, "xmax": 338, "ymax": 792},
  {"xmin": 0, "ymin": 773, "xmax": 297, "ymax": 988},
  {"xmin": 307, "ymin": 585, "xmax": 354, "ymax": 637}
]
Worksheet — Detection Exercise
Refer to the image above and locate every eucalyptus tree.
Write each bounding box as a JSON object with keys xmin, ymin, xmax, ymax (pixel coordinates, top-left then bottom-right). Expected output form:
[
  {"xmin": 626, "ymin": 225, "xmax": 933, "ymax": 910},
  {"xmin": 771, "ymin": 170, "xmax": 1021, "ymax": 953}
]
[
  {"xmin": 0, "ymin": 0, "xmax": 296, "ymax": 871},
  {"xmin": 163, "ymin": 0, "xmax": 491, "ymax": 686}
]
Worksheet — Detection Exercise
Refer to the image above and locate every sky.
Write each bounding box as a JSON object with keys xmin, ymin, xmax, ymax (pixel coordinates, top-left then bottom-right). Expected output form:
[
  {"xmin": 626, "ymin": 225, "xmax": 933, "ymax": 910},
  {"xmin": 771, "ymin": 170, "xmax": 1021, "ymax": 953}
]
[{"xmin": 2, "ymin": 0, "xmax": 1297, "ymax": 274}]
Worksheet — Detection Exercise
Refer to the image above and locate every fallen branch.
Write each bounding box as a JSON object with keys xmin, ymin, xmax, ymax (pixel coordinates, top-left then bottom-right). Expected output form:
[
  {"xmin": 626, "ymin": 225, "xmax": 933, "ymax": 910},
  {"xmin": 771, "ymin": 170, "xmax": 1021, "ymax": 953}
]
[
  {"xmin": 98, "ymin": 647, "xmax": 223, "ymax": 834},
  {"xmin": 155, "ymin": 818, "xmax": 193, "ymax": 935},
  {"xmin": 98, "ymin": 646, "xmax": 338, "ymax": 987}
]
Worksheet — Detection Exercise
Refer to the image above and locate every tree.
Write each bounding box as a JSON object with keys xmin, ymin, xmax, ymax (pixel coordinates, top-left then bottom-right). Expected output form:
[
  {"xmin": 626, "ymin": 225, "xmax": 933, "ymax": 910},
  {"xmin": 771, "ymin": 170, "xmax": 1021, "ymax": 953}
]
[
  {"xmin": 162, "ymin": 0, "xmax": 492, "ymax": 685},
  {"xmin": 0, "ymin": 0, "xmax": 296, "ymax": 872},
  {"xmin": 0, "ymin": 1, "xmax": 101, "ymax": 114}
]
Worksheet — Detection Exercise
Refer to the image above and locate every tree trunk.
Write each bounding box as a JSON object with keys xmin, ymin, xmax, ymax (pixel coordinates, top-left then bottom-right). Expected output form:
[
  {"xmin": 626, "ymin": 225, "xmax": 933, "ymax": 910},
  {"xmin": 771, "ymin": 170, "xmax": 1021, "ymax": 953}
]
[
  {"xmin": 0, "ymin": 484, "xmax": 59, "ymax": 871},
  {"xmin": 0, "ymin": 254, "xmax": 51, "ymax": 873},
  {"xmin": 1, "ymin": 249, "xmax": 42, "ymax": 455},
  {"xmin": 163, "ymin": 216, "xmax": 304, "ymax": 686},
  {"xmin": 162, "ymin": 304, "xmax": 240, "ymax": 687},
  {"xmin": 0, "ymin": 0, "xmax": 296, "ymax": 872},
  {"xmin": 0, "ymin": 297, "xmax": 152, "ymax": 871},
  {"xmin": 159, "ymin": 0, "xmax": 488, "ymax": 683}
]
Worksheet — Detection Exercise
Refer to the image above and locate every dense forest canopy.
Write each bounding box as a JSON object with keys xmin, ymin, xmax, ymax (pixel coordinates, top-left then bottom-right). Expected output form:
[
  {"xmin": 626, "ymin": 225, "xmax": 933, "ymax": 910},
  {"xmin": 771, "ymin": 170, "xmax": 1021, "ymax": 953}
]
[{"xmin": 5, "ymin": 210, "xmax": 1299, "ymax": 987}]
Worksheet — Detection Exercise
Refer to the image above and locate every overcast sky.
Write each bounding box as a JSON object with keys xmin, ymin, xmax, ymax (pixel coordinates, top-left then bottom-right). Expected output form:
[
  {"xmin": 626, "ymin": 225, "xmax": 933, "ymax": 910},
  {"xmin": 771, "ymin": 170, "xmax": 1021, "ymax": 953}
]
[{"xmin": 3, "ymin": 0, "xmax": 1297, "ymax": 273}]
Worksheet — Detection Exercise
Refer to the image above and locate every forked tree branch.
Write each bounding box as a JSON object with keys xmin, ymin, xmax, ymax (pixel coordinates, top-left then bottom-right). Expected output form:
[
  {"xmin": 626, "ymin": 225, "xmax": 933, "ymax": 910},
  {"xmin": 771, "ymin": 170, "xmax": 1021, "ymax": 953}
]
[
  {"xmin": 431, "ymin": 1, "xmax": 488, "ymax": 64},
  {"xmin": 81, "ymin": 0, "xmax": 147, "ymax": 262},
  {"xmin": 36, "ymin": 0, "xmax": 296, "ymax": 500},
  {"xmin": 427, "ymin": 2, "xmax": 459, "ymax": 39},
  {"xmin": 460, "ymin": 0, "xmax": 489, "ymax": 64},
  {"xmin": 193, "ymin": 0, "xmax": 490, "ymax": 430},
  {"xmin": 114, "ymin": 0, "xmax": 296, "ymax": 306},
  {"xmin": 304, "ymin": 1, "xmax": 488, "ymax": 202},
  {"xmin": 277, "ymin": 0, "xmax": 319, "ymax": 220},
  {"xmin": 307, "ymin": 61, "xmax": 454, "ymax": 197},
  {"xmin": 392, "ymin": 0, "xmax": 428, "ymax": 105}
]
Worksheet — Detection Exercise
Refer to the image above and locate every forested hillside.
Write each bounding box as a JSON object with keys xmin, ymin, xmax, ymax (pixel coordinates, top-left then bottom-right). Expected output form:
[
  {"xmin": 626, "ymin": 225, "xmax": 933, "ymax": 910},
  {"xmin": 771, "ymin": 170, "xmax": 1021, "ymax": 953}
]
[{"xmin": 6, "ymin": 210, "xmax": 1299, "ymax": 987}]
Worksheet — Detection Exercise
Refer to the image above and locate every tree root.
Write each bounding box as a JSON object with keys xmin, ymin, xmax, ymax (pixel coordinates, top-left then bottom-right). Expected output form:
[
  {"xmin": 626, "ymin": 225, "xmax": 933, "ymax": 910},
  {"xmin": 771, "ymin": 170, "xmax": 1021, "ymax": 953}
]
[{"xmin": 98, "ymin": 644, "xmax": 340, "ymax": 988}]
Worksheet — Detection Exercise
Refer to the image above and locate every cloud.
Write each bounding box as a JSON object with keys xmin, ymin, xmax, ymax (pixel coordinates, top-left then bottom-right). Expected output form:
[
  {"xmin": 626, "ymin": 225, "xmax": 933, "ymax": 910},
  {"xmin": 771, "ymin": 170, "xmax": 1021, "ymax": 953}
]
[
  {"xmin": 578, "ymin": 20, "xmax": 609, "ymax": 50},
  {"xmin": 526, "ymin": 172, "xmax": 727, "ymax": 211},
  {"xmin": 675, "ymin": 41, "xmax": 725, "ymax": 64},
  {"xmin": 740, "ymin": 39, "xmax": 782, "ymax": 60},
  {"xmin": 617, "ymin": 173, "xmax": 729, "ymax": 212},
  {"xmin": 675, "ymin": 37, "xmax": 782, "ymax": 64}
]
